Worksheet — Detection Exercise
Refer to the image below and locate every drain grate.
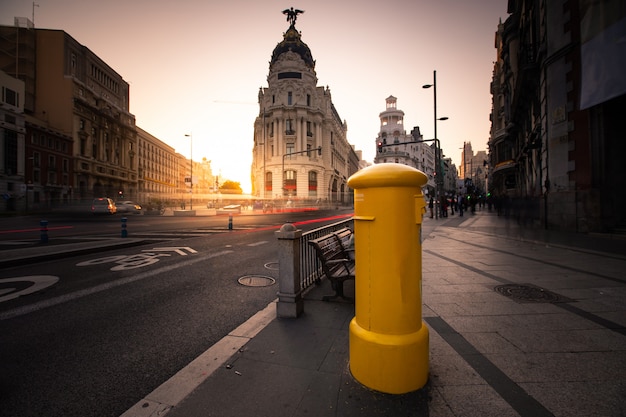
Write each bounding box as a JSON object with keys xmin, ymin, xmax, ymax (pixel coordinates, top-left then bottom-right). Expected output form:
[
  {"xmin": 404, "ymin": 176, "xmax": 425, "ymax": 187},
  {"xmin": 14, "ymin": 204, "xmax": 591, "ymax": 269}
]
[
  {"xmin": 494, "ymin": 284, "xmax": 572, "ymax": 303},
  {"xmin": 238, "ymin": 275, "xmax": 276, "ymax": 287}
]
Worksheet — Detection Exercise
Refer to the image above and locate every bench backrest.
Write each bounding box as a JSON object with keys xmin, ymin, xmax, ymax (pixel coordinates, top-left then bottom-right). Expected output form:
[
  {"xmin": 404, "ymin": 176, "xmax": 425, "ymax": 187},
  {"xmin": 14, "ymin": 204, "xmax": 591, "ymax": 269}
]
[
  {"xmin": 333, "ymin": 228, "xmax": 353, "ymax": 253},
  {"xmin": 308, "ymin": 234, "xmax": 353, "ymax": 278}
]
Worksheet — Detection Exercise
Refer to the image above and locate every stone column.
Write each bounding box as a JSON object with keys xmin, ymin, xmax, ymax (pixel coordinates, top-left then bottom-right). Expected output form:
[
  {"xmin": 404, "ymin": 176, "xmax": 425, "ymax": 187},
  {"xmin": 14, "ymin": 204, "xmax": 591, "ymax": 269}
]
[{"xmin": 275, "ymin": 223, "xmax": 304, "ymax": 318}]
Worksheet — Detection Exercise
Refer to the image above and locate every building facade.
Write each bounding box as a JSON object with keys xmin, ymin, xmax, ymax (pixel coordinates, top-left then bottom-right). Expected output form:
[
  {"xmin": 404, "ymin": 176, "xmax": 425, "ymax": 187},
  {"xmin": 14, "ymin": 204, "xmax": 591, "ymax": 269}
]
[
  {"xmin": 0, "ymin": 69, "xmax": 26, "ymax": 211},
  {"xmin": 136, "ymin": 127, "xmax": 177, "ymax": 205},
  {"xmin": 460, "ymin": 141, "xmax": 488, "ymax": 195},
  {"xmin": 24, "ymin": 115, "xmax": 74, "ymax": 210},
  {"xmin": 250, "ymin": 17, "xmax": 360, "ymax": 205},
  {"xmin": 0, "ymin": 24, "xmax": 138, "ymax": 206},
  {"xmin": 489, "ymin": 1, "xmax": 626, "ymax": 232}
]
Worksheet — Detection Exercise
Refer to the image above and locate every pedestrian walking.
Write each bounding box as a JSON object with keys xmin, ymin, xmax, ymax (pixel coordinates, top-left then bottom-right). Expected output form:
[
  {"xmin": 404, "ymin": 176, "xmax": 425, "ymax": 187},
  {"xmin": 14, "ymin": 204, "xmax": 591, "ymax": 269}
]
[{"xmin": 429, "ymin": 196, "xmax": 434, "ymax": 218}]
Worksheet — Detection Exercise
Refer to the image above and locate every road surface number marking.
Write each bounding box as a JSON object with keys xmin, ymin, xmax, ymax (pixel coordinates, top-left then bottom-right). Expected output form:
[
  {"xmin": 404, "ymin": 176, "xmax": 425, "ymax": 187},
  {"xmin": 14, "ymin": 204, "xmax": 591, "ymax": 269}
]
[{"xmin": 77, "ymin": 247, "xmax": 197, "ymax": 271}]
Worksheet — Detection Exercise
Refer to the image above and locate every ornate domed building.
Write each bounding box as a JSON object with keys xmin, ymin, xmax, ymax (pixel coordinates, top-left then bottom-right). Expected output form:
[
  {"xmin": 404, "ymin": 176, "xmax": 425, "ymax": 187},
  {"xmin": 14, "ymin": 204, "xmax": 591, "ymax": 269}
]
[{"xmin": 251, "ymin": 10, "xmax": 360, "ymax": 206}]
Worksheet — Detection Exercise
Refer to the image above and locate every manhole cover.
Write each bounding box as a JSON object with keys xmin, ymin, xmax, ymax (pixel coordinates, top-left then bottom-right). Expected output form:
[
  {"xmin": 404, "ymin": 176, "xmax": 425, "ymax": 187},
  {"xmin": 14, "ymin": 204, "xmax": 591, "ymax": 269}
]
[
  {"xmin": 494, "ymin": 284, "xmax": 572, "ymax": 303},
  {"xmin": 264, "ymin": 262, "xmax": 279, "ymax": 270},
  {"xmin": 238, "ymin": 275, "xmax": 276, "ymax": 287}
]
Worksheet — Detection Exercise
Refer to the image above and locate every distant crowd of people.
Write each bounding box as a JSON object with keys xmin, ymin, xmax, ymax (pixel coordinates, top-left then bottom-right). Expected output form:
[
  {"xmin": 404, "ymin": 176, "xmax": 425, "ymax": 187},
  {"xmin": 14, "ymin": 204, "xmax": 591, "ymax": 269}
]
[{"xmin": 427, "ymin": 193, "xmax": 539, "ymax": 225}]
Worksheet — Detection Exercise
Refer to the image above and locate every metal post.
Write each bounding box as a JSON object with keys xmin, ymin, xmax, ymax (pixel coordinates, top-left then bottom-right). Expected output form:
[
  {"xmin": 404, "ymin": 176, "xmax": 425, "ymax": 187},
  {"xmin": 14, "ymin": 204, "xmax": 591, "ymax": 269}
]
[
  {"xmin": 185, "ymin": 133, "xmax": 193, "ymax": 210},
  {"xmin": 433, "ymin": 70, "xmax": 441, "ymax": 219},
  {"xmin": 40, "ymin": 219, "xmax": 48, "ymax": 243},
  {"xmin": 423, "ymin": 70, "xmax": 448, "ymax": 220},
  {"xmin": 263, "ymin": 109, "xmax": 266, "ymax": 200}
]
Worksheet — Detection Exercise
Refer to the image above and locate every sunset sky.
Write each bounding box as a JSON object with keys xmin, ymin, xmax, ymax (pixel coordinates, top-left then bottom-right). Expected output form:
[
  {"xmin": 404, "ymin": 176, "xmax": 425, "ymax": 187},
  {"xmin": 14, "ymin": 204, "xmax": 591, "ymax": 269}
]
[{"xmin": 1, "ymin": 0, "xmax": 509, "ymax": 193}]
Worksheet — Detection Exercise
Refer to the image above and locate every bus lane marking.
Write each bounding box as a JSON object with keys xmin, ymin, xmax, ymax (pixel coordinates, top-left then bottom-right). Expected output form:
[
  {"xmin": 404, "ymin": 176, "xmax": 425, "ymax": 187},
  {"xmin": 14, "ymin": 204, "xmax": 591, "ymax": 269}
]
[
  {"xmin": 1, "ymin": 250, "xmax": 233, "ymax": 321},
  {"xmin": 0, "ymin": 275, "xmax": 60, "ymax": 303}
]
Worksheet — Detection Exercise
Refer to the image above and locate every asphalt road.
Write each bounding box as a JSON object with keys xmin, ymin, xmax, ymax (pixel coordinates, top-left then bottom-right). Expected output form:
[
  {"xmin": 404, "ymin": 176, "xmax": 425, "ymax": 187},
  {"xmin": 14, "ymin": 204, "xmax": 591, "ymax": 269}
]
[{"xmin": 0, "ymin": 210, "xmax": 352, "ymax": 417}]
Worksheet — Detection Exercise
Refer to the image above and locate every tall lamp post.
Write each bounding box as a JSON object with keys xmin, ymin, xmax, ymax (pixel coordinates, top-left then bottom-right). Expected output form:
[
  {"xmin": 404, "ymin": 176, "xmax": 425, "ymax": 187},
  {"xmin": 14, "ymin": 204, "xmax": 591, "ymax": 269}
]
[
  {"xmin": 262, "ymin": 109, "xmax": 266, "ymax": 200},
  {"xmin": 185, "ymin": 133, "xmax": 193, "ymax": 210},
  {"xmin": 423, "ymin": 70, "xmax": 448, "ymax": 219}
]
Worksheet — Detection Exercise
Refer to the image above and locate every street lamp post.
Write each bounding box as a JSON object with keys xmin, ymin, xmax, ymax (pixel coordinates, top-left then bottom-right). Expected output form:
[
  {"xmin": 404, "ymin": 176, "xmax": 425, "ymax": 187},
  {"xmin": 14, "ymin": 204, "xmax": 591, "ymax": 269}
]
[
  {"xmin": 262, "ymin": 109, "xmax": 266, "ymax": 200},
  {"xmin": 185, "ymin": 133, "xmax": 193, "ymax": 210},
  {"xmin": 423, "ymin": 70, "xmax": 448, "ymax": 219}
]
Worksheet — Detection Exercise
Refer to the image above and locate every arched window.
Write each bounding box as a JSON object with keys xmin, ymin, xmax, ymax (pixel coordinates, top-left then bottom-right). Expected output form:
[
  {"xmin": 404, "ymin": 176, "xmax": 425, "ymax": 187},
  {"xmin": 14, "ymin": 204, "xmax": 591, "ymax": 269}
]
[
  {"xmin": 284, "ymin": 169, "xmax": 296, "ymax": 196},
  {"xmin": 265, "ymin": 172, "xmax": 272, "ymax": 191},
  {"xmin": 308, "ymin": 171, "xmax": 317, "ymax": 197}
]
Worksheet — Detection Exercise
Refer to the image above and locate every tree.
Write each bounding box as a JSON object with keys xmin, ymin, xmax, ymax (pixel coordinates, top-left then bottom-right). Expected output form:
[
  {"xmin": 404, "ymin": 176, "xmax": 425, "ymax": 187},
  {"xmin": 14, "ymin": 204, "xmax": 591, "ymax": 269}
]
[{"xmin": 219, "ymin": 180, "xmax": 243, "ymax": 194}]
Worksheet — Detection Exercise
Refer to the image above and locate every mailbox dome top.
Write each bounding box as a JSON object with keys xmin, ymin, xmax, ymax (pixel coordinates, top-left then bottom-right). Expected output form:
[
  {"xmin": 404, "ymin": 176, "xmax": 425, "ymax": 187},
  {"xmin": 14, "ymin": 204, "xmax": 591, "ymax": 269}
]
[{"xmin": 348, "ymin": 163, "xmax": 427, "ymax": 189}]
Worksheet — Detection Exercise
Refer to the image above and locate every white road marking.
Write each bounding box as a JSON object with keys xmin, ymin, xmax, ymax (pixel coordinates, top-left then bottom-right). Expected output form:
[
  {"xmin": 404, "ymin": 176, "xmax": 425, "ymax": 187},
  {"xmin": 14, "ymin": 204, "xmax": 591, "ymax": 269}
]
[
  {"xmin": 247, "ymin": 241, "xmax": 268, "ymax": 247},
  {"xmin": 0, "ymin": 250, "xmax": 232, "ymax": 321},
  {"xmin": 0, "ymin": 275, "xmax": 60, "ymax": 303},
  {"xmin": 143, "ymin": 247, "xmax": 198, "ymax": 256}
]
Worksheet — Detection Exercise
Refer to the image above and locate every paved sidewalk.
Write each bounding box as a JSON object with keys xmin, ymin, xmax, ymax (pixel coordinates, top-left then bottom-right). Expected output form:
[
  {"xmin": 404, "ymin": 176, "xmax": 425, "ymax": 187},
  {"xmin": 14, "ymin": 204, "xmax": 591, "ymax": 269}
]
[{"xmin": 120, "ymin": 210, "xmax": 626, "ymax": 417}]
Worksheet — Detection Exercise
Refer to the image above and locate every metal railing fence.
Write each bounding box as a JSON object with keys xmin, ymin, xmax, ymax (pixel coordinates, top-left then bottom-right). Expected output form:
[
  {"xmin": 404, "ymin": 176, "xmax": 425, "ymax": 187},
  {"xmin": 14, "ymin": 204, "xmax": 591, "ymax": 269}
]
[{"xmin": 298, "ymin": 217, "xmax": 354, "ymax": 291}]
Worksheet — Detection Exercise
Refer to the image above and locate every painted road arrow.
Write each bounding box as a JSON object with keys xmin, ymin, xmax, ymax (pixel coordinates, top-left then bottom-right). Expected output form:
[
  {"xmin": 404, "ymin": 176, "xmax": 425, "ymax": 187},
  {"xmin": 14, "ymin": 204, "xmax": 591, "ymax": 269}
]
[{"xmin": 142, "ymin": 247, "xmax": 198, "ymax": 256}]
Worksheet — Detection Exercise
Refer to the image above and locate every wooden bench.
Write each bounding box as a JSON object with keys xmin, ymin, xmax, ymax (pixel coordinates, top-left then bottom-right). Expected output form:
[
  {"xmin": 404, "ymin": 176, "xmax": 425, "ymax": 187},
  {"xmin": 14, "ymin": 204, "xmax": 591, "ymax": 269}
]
[
  {"xmin": 333, "ymin": 228, "xmax": 355, "ymax": 260},
  {"xmin": 308, "ymin": 228, "xmax": 355, "ymax": 301}
]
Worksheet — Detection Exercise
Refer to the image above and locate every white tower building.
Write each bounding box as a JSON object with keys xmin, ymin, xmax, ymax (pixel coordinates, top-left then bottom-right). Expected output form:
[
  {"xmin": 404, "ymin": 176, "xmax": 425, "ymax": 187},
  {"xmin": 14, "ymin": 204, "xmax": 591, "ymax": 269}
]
[
  {"xmin": 250, "ymin": 12, "xmax": 360, "ymax": 206},
  {"xmin": 374, "ymin": 96, "xmax": 435, "ymax": 190}
]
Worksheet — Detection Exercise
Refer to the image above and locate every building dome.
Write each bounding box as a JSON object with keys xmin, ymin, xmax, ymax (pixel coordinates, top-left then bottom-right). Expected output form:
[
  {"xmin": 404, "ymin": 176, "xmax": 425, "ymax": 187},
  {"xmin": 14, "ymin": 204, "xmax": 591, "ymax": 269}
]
[{"xmin": 270, "ymin": 25, "xmax": 315, "ymax": 69}]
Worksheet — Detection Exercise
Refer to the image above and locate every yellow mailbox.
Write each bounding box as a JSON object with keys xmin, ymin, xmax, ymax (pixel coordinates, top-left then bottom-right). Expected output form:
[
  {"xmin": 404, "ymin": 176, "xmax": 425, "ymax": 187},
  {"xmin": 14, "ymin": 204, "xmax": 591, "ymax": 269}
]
[{"xmin": 347, "ymin": 163, "xmax": 429, "ymax": 394}]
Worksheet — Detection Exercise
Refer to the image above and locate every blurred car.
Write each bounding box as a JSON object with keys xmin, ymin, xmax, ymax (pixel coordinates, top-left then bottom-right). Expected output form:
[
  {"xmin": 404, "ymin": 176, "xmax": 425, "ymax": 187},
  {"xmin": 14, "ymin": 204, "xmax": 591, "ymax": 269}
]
[
  {"xmin": 116, "ymin": 200, "xmax": 142, "ymax": 214},
  {"xmin": 91, "ymin": 198, "xmax": 117, "ymax": 214}
]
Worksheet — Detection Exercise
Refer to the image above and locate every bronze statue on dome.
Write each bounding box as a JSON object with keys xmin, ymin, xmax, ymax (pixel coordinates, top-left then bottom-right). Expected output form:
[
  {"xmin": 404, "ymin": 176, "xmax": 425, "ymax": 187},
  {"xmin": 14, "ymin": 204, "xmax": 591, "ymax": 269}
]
[{"xmin": 282, "ymin": 7, "xmax": 304, "ymax": 26}]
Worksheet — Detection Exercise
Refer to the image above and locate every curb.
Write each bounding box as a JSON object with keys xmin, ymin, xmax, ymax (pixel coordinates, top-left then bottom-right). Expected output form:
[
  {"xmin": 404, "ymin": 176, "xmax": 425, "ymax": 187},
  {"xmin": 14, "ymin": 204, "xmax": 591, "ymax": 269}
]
[{"xmin": 119, "ymin": 300, "xmax": 278, "ymax": 417}]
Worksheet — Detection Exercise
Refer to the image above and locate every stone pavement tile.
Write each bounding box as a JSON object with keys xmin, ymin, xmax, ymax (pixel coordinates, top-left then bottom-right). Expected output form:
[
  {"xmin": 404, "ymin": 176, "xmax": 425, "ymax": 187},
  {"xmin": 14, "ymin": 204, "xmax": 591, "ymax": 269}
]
[
  {"xmin": 495, "ymin": 328, "xmax": 626, "ymax": 352},
  {"xmin": 425, "ymin": 283, "xmax": 500, "ymax": 296},
  {"xmin": 291, "ymin": 370, "xmax": 344, "ymax": 417},
  {"xmin": 435, "ymin": 384, "xmax": 519, "ymax": 417},
  {"xmin": 486, "ymin": 351, "xmax": 626, "ymax": 382},
  {"xmin": 423, "ymin": 386, "xmax": 456, "ymax": 417},
  {"xmin": 442, "ymin": 311, "xmax": 605, "ymax": 334},
  {"xmin": 240, "ymin": 316, "xmax": 345, "ymax": 371},
  {"xmin": 460, "ymin": 332, "xmax": 523, "ymax": 355},
  {"xmin": 558, "ymin": 286, "xmax": 626, "ymax": 300},
  {"xmin": 521, "ymin": 380, "xmax": 626, "ymax": 417},
  {"xmin": 425, "ymin": 301, "xmax": 471, "ymax": 317},
  {"xmin": 592, "ymin": 310, "xmax": 626, "ymax": 326},
  {"xmin": 428, "ymin": 327, "xmax": 462, "ymax": 356},
  {"xmin": 318, "ymin": 323, "xmax": 350, "ymax": 374},
  {"xmin": 166, "ymin": 357, "xmax": 319, "ymax": 417},
  {"xmin": 429, "ymin": 352, "xmax": 492, "ymax": 386},
  {"xmin": 335, "ymin": 362, "xmax": 430, "ymax": 417}
]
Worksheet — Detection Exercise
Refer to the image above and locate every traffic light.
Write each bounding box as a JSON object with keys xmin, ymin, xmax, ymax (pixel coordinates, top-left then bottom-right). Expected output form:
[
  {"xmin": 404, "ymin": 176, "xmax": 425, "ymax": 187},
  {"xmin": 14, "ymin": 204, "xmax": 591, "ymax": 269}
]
[
  {"xmin": 378, "ymin": 141, "xmax": 383, "ymax": 152},
  {"xmin": 317, "ymin": 146, "xmax": 322, "ymax": 156}
]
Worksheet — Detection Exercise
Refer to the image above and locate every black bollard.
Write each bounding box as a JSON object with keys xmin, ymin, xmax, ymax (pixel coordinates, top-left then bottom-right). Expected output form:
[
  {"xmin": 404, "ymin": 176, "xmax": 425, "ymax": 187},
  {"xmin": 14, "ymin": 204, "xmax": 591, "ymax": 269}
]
[
  {"xmin": 121, "ymin": 217, "xmax": 128, "ymax": 238},
  {"xmin": 40, "ymin": 220, "xmax": 49, "ymax": 243},
  {"xmin": 228, "ymin": 214, "xmax": 233, "ymax": 230}
]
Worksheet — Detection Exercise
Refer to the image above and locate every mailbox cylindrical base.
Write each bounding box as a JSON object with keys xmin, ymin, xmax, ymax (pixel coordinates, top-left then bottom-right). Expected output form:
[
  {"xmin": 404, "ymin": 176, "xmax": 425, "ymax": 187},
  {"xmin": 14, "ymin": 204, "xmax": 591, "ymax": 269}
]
[{"xmin": 349, "ymin": 317, "xmax": 429, "ymax": 394}]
